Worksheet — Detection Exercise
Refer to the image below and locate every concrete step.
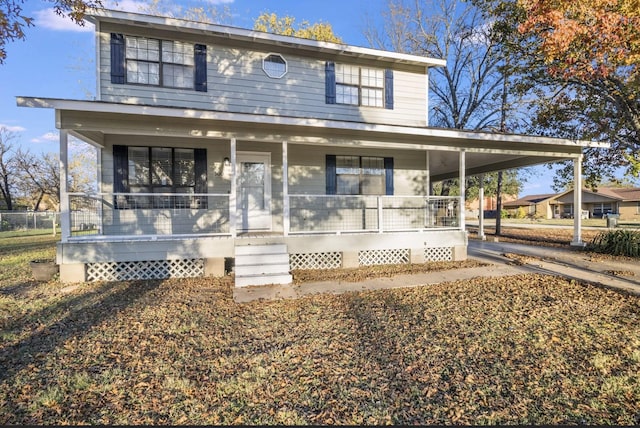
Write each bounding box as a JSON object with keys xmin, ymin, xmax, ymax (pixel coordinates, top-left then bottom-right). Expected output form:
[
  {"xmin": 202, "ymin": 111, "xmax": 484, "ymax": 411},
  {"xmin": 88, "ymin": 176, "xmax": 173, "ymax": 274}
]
[{"xmin": 235, "ymin": 273, "xmax": 293, "ymax": 288}]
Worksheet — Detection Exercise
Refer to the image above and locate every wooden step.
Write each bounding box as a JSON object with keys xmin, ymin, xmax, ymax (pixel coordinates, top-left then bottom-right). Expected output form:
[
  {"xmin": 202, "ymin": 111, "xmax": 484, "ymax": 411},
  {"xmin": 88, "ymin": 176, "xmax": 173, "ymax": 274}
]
[{"xmin": 234, "ymin": 243, "xmax": 292, "ymax": 287}]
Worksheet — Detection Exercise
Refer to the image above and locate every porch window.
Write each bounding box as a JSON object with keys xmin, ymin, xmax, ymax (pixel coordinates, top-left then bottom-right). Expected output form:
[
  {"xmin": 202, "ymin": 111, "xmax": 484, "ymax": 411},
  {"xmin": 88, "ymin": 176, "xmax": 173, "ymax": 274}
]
[
  {"xmin": 326, "ymin": 155, "xmax": 393, "ymax": 195},
  {"xmin": 114, "ymin": 145, "xmax": 207, "ymax": 209},
  {"xmin": 325, "ymin": 62, "xmax": 394, "ymax": 109},
  {"xmin": 111, "ymin": 34, "xmax": 207, "ymax": 91}
]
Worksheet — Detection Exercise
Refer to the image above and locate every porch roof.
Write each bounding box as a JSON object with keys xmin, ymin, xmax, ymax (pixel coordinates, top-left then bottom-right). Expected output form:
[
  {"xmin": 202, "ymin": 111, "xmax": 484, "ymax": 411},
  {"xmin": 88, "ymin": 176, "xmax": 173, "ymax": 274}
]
[{"xmin": 17, "ymin": 96, "xmax": 609, "ymax": 181}]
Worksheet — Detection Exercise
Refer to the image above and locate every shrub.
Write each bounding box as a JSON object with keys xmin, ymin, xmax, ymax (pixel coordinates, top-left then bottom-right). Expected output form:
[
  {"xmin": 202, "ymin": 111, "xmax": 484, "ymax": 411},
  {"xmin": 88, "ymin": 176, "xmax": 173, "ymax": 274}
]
[
  {"xmin": 515, "ymin": 207, "xmax": 527, "ymax": 219},
  {"xmin": 587, "ymin": 229, "xmax": 640, "ymax": 257}
]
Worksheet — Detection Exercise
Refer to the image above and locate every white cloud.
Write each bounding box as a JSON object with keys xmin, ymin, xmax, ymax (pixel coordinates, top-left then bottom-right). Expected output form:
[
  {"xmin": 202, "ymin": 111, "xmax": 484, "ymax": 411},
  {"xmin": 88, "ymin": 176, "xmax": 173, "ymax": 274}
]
[
  {"xmin": 0, "ymin": 124, "xmax": 26, "ymax": 132},
  {"xmin": 31, "ymin": 132, "xmax": 59, "ymax": 143},
  {"xmin": 33, "ymin": 8, "xmax": 94, "ymax": 32}
]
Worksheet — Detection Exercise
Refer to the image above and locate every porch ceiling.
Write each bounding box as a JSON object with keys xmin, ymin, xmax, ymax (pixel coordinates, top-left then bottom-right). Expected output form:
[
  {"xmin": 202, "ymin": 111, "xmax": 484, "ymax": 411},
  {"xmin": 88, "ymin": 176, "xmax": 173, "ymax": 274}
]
[{"xmin": 19, "ymin": 97, "xmax": 608, "ymax": 179}]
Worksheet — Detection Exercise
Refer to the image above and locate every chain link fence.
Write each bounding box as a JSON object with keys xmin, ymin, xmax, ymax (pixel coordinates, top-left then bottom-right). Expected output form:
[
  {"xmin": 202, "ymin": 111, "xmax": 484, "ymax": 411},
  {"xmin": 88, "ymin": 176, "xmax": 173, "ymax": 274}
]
[{"xmin": 0, "ymin": 211, "xmax": 60, "ymax": 235}]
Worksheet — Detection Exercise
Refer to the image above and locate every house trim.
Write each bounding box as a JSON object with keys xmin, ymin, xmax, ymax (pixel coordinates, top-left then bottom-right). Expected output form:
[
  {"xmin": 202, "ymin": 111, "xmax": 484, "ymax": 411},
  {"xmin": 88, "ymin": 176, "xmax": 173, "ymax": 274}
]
[{"xmin": 85, "ymin": 9, "xmax": 448, "ymax": 69}]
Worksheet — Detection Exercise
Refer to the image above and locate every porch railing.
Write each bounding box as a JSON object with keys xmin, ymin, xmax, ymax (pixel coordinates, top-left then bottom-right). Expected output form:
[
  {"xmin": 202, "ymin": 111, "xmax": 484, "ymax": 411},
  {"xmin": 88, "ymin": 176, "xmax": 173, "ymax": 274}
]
[
  {"xmin": 67, "ymin": 192, "xmax": 231, "ymax": 238},
  {"xmin": 287, "ymin": 195, "xmax": 460, "ymax": 234},
  {"xmin": 62, "ymin": 193, "xmax": 460, "ymax": 240}
]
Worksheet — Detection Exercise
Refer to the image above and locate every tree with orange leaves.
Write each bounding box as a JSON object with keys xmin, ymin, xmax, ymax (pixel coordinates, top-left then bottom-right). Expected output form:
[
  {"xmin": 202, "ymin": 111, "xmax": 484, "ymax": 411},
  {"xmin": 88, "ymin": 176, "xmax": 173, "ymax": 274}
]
[{"xmin": 477, "ymin": 0, "xmax": 640, "ymax": 188}]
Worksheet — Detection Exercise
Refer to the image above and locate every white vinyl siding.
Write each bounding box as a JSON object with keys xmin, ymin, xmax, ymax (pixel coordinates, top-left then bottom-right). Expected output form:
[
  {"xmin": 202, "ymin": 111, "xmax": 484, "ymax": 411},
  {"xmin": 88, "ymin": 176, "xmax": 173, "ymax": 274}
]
[{"xmin": 98, "ymin": 26, "xmax": 427, "ymax": 127}]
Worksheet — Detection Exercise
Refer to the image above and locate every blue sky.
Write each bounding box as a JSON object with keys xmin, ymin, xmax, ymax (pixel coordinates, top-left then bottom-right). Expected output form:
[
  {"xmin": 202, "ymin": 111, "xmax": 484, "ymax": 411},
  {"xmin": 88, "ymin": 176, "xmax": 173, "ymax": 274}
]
[{"xmin": 0, "ymin": 0, "xmax": 557, "ymax": 195}]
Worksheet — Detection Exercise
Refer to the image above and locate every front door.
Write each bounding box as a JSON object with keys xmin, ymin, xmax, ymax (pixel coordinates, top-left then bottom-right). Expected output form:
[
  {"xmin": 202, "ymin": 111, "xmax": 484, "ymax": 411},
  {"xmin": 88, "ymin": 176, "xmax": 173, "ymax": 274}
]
[{"xmin": 237, "ymin": 152, "xmax": 272, "ymax": 231}]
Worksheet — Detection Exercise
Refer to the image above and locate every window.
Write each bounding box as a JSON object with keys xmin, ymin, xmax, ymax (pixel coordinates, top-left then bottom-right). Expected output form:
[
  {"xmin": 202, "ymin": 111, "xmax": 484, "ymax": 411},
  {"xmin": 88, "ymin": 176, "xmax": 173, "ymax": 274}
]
[
  {"xmin": 325, "ymin": 62, "xmax": 393, "ymax": 109},
  {"xmin": 114, "ymin": 145, "xmax": 207, "ymax": 209},
  {"xmin": 326, "ymin": 155, "xmax": 393, "ymax": 196},
  {"xmin": 335, "ymin": 64, "xmax": 384, "ymax": 107},
  {"xmin": 125, "ymin": 37, "xmax": 193, "ymax": 88},
  {"xmin": 593, "ymin": 203, "xmax": 614, "ymax": 217},
  {"xmin": 263, "ymin": 54, "xmax": 287, "ymax": 78},
  {"xmin": 111, "ymin": 33, "xmax": 207, "ymax": 91}
]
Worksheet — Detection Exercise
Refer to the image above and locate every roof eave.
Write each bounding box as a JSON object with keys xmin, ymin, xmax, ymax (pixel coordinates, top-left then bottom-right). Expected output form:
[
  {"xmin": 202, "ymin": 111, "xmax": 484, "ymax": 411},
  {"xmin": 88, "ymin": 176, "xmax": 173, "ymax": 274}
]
[{"xmin": 84, "ymin": 8, "xmax": 447, "ymax": 68}]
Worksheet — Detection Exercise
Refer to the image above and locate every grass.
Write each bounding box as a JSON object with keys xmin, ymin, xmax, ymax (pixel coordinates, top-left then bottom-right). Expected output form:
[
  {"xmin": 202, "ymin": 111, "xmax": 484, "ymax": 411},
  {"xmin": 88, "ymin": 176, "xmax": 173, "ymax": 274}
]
[{"xmin": 1, "ymin": 231, "xmax": 639, "ymax": 424}]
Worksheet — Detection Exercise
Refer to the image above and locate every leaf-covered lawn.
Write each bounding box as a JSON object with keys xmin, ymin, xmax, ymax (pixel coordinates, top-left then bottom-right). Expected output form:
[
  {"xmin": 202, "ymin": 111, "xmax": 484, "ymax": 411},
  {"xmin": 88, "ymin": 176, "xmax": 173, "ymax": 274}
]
[{"xmin": 1, "ymin": 273, "xmax": 639, "ymax": 425}]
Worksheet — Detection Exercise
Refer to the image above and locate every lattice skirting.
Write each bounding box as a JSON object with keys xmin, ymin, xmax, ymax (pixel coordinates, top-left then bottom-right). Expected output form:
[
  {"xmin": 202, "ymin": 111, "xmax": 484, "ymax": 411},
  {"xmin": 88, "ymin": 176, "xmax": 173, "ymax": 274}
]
[
  {"xmin": 290, "ymin": 252, "xmax": 342, "ymax": 270},
  {"xmin": 359, "ymin": 248, "xmax": 410, "ymax": 266},
  {"xmin": 86, "ymin": 259, "xmax": 205, "ymax": 281},
  {"xmin": 424, "ymin": 247, "xmax": 453, "ymax": 262}
]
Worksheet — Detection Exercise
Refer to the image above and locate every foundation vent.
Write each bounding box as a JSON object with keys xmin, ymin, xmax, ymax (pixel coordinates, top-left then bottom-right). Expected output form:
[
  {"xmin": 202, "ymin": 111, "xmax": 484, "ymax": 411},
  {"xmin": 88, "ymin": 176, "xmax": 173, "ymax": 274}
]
[
  {"xmin": 290, "ymin": 252, "xmax": 342, "ymax": 270},
  {"xmin": 359, "ymin": 249, "xmax": 410, "ymax": 266},
  {"xmin": 424, "ymin": 247, "xmax": 453, "ymax": 262},
  {"xmin": 86, "ymin": 259, "xmax": 204, "ymax": 281}
]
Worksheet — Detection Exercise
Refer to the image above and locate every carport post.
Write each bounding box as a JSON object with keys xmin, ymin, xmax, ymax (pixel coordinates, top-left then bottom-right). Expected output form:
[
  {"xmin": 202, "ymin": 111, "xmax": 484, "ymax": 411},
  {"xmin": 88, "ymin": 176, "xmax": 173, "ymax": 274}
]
[
  {"xmin": 571, "ymin": 154, "xmax": 584, "ymax": 247},
  {"xmin": 478, "ymin": 173, "xmax": 486, "ymax": 240},
  {"xmin": 459, "ymin": 150, "xmax": 465, "ymax": 231},
  {"xmin": 59, "ymin": 130, "xmax": 70, "ymax": 243}
]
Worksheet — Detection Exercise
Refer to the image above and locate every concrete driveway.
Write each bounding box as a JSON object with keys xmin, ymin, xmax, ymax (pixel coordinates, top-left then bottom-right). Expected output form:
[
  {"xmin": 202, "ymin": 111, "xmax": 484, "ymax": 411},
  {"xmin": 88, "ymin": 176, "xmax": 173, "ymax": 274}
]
[
  {"xmin": 234, "ymin": 237, "xmax": 640, "ymax": 302},
  {"xmin": 468, "ymin": 239, "xmax": 640, "ymax": 296}
]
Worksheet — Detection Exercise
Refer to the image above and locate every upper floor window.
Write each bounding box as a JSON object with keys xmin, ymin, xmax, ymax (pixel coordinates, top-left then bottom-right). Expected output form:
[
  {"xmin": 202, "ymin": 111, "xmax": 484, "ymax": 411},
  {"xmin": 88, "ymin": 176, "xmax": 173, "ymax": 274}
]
[
  {"xmin": 111, "ymin": 33, "xmax": 207, "ymax": 92},
  {"xmin": 335, "ymin": 65, "xmax": 384, "ymax": 107},
  {"xmin": 125, "ymin": 37, "xmax": 194, "ymax": 88},
  {"xmin": 325, "ymin": 61, "xmax": 394, "ymax": 109},
  {"xmin": 263, "ymin": 54, "xmax": 287, "ymax": 78}
]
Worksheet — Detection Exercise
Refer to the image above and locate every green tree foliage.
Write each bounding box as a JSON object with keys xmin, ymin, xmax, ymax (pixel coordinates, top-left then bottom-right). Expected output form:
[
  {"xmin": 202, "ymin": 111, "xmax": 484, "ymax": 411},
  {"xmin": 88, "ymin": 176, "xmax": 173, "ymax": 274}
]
[
  {"xmin": 0, "ymin": 0, "xmax": 103, "ymax": 63},
  {"xmin": 253, "ymin": 13, "xmax": 343, "ymax": 43}
]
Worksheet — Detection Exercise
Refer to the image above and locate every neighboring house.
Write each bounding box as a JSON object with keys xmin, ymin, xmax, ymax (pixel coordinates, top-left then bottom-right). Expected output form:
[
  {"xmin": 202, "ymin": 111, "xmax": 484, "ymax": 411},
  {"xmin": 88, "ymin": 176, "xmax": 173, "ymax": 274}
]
[
  {"xmin": 17, "ymin": 9, "xmax": 606, "ymax": 285},
  {"xmin": 503, "ymin": 194, "xmax": 556, "ymax": 219},
  {"xmin": 549, "ymin": 187, "xmax": 640, "ymax": 220}
]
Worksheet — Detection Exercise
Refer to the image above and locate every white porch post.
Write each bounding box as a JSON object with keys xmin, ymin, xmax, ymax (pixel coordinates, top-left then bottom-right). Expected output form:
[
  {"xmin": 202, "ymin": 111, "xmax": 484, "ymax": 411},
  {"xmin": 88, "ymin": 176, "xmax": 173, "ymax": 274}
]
[
  {"xmin": 425, "ymin": 151, "xmax": 430, "ymax": 196},
  {"xmin": 282, "ymin": 140, "xmax": 290, "ymax": 236},
  {"xmin": 478, "ymin": 173, "xmax": 486, "ymax": 240},
  {"xmin": 59, "ymin": 130, "xmax": 70, "ymax": 242},
  {"xmin": 96, "ymin": 149, "xmax": 103, "ymax": 235},
  {"xmin": 229, "ymin": 138, "xmax": 237, "ymax": 238},
  {"xmin": 571, "ymin": 154, "xmax": 584, "ymax": 246},
  {"xmin": 459, "ymin": 150, "xmax": 466, "ymax": 231}
]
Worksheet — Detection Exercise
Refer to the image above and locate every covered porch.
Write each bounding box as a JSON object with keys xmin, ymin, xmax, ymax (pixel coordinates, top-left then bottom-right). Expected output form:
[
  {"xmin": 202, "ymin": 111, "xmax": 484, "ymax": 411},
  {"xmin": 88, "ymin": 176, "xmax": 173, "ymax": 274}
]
[{"xmin": 18, "ymin": 97, "xmax": 607, "ymax": 284}]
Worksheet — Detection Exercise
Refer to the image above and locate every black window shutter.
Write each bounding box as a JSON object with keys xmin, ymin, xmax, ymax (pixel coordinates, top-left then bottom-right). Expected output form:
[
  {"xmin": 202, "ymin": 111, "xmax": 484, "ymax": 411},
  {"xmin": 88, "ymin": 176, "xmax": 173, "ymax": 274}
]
[
  {"xmin": 194, "ymin": 148, "xmax": 208, "ymax": 208},
  {"xmin": 194, "ymin": 149, "xmax": 207, "ymax": 193},
  {"xmin": 326, "ymin": 154, "xmax": 337, "ymax": 195},
  {"xmin": 325, "ymin": 62, "xmax": 336, "ymax": 104},
  {"xmin": 113, "ymin": 145, "xmax": 129, "ymax": 208},
  {"xmin": 384, "ymin": 157, "xmax": 394, "ymax": 195},
  {"xmin": 384, "ymin": 69, "xmax": 394, "ymax": 110},
  {"xmin": 194, "ymin": 44, "xmax": 207, "ymax": 92},
  {"xmin": 113, "ymin": 145, "xmax": 129, "ymax": 193},
  {"xmin": 110, "ymin": 33, "xmax": 126, "ymax": 84}
]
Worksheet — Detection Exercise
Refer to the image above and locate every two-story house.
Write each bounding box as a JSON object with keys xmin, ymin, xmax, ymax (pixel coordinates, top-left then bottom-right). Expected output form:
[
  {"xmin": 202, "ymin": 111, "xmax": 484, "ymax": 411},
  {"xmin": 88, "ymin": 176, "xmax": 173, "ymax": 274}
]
[{"xmin": 17, "ymin": 9, "xmax": 606, "ymax": 286}]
